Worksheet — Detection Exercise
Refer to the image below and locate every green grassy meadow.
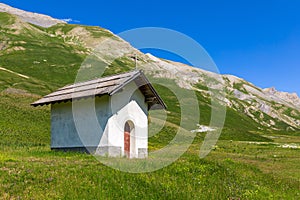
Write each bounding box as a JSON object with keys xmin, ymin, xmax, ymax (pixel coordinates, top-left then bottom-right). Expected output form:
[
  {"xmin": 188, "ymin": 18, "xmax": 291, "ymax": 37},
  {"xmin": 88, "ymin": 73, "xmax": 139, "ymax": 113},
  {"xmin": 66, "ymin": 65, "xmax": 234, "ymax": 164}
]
[
  {"xmin": 0, "ymin": 91, "xmax": 299, "ymax": 199},
  {"xmin": 0, "ymin": 12, "xmax": 299, "ymax": 199}
]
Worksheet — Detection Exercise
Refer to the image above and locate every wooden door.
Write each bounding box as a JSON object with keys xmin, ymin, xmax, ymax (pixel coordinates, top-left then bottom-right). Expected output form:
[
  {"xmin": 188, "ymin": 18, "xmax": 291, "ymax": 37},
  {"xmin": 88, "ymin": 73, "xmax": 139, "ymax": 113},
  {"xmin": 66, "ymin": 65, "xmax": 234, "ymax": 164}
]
[{"xmin": 124, "ymin": 122, "xmax": 130, "ymax": 158}]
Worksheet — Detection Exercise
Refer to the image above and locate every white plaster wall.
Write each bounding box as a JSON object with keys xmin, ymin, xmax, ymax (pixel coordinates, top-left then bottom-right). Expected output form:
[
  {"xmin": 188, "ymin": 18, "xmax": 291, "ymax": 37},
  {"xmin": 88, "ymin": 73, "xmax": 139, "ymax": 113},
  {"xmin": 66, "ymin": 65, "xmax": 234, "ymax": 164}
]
[
  {"xmin": 51, "ymin": 95, "xmax": 111, "ymax": 149},
  {"xmin": 51, "ymin": 81, "xmax": 148, "ymax": 158},
  {"xmin": 108, "ymin": 81, "xmax": 148, "ymax": 158},
  {"xmin": 107, "ymin": 101, "xmax": 148, "ymax": 158},
  {"xmin": 51, "ymin": 101, "xmax": 82, "ymax": 148}
]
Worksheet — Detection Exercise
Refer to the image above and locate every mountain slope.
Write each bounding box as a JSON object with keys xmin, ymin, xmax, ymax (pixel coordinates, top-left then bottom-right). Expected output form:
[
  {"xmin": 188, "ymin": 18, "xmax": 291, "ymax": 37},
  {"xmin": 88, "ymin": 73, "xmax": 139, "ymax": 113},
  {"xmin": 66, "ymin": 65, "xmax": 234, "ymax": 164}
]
[
  {"xmin": 0, "ymin": 4, "xmax": 299, "ymax": 138},
  {"xmin": 0, "ymin": 3, "xmax": 65, "ymax": 27}
]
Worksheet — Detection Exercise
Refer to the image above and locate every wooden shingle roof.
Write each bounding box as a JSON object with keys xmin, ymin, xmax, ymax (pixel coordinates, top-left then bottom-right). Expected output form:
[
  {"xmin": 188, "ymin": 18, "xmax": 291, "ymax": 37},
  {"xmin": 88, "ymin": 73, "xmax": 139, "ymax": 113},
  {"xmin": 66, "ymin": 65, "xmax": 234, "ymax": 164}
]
[{"xmin": 31, "ymin": 70, "xmax": 166, "ymax": 110}]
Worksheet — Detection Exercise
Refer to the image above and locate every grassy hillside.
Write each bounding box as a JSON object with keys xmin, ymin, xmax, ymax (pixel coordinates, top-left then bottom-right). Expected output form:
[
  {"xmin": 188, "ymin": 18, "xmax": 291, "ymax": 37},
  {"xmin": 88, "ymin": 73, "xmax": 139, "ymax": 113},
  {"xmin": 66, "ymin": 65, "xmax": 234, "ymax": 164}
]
[
  {"xmin": 0, "ymin": 11, "xmax": 297, "ymax": 135},
  {"xmin": 0, "ymin": 12, "xmax": 299, "ymax": 199}
]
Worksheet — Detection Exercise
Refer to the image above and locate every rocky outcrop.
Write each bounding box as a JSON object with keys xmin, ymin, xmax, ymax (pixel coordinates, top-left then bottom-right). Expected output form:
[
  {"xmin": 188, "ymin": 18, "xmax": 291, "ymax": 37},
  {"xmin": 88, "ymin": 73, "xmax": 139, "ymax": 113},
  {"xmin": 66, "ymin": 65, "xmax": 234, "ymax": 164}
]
[
  {"xmin": 263, "ymin": 87, "xmax": 300, "ymax": 108},
  {"xmin": 140, "ymin": 54, "xmax": 300, "ymax": 129},
  {"xmin": 0, "ymin": 3, "xmax": 65, "ymax": 27}
]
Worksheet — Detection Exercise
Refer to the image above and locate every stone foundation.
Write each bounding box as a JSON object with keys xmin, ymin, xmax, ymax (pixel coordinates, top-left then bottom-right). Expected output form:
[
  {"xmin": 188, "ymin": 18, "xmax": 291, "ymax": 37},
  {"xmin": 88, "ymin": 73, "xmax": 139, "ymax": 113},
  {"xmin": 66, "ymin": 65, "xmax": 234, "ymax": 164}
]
[
  {"xmin": 95, "ymin": 146, "xmax": 122, "ymax": 157},
  {"xmin": 138, "ymin": 148, "xmax": 148, "ymax": 158}
]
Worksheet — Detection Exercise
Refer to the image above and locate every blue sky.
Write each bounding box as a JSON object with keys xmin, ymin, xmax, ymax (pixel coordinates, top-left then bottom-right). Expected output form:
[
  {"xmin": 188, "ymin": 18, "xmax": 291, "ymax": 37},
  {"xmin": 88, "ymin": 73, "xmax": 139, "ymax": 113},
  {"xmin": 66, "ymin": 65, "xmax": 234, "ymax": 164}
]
[{"xmin": 2, "ymin": 0, "xmax": 300, "ymax": 95}]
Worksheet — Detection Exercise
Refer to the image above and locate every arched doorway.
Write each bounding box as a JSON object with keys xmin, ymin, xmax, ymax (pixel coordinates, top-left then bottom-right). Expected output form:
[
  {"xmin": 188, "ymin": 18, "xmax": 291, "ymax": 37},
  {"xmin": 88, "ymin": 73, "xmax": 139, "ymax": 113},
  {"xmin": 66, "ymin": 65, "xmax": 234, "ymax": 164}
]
[{"xmin": 124, "ymin": 121, "xmax": 135, "ymax": 158}]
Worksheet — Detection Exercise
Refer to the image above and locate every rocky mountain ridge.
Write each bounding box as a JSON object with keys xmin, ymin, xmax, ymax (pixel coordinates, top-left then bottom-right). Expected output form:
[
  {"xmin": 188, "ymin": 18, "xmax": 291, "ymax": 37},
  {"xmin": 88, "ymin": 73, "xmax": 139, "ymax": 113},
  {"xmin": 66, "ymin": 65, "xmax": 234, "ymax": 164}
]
[
  {"xmin": 0, "ymin": 3, "xmax": 65, "ymax": 27},
  {"xmin": 0, "ymin": 3, "xmax": 299, "ymax": 132},
  {"xmin": 140, "ymin": 53, "xmax": 300, "ymax": 129}
]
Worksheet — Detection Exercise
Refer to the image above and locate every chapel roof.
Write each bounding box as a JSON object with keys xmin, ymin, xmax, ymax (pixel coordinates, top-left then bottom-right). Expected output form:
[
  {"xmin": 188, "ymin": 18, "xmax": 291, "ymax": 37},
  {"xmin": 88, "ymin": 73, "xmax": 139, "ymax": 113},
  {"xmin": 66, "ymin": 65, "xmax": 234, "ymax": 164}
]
[{"xmin": 31, "ymin": 70, "xmax": 166, "ymax": 110}]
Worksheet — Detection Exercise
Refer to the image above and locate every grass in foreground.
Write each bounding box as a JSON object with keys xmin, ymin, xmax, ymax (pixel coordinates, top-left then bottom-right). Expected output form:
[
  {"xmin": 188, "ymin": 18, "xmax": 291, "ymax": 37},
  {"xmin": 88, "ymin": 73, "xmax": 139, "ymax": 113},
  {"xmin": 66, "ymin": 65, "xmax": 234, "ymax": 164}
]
[
  {"xmin": 0, "ymin": 92, "xmax": 299, "ymax": 199},
  {"xmin": 0, "ymin": 141, "xmax": 299, "ymax": 199}
]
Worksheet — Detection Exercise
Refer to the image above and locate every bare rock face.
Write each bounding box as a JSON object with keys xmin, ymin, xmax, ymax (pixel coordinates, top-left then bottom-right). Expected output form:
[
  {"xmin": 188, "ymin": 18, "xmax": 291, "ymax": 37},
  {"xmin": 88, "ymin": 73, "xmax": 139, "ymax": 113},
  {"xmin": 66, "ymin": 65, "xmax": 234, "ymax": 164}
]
[
  {"xmin": 0, "ymin": 3, "xmax": 65, "ymax": 27},
  {"xmin": 263, "ymin": 87, "xmax": 300, "ymax": 108},
  {"xmin": 142, "ymin": 53, "xmax": 300, "ymax": 129}
]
